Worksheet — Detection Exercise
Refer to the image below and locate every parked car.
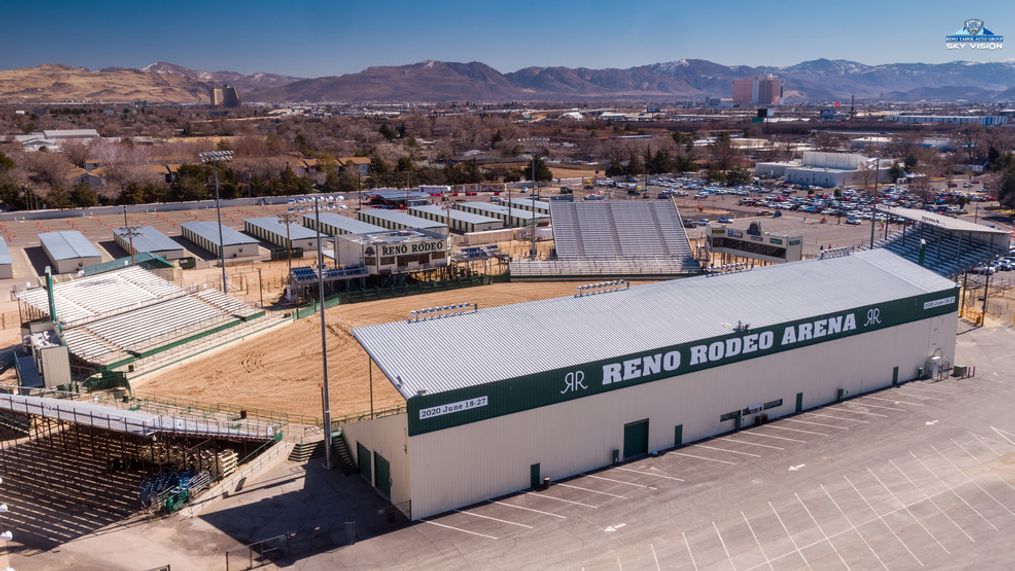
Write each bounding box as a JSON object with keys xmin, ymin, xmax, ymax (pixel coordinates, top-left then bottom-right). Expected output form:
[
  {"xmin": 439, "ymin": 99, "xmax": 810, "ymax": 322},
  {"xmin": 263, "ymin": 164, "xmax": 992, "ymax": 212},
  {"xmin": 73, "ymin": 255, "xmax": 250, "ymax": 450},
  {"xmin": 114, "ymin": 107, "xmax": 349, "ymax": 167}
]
[
  {"xmin": 717, "ymin": 216, "xmax": 733, "ymax": 224},
  {"xmin": 845, "ymin": 216, "xmax": 862, "ymax": 225}
]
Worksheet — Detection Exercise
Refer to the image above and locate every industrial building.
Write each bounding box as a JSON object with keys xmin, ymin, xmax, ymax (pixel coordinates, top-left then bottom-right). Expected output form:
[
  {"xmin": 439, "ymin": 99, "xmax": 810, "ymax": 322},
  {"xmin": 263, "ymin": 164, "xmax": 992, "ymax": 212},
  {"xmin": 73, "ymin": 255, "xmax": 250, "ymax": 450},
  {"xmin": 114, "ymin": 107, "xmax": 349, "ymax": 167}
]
[
  {"xmin": 112, "ymin": 226, "xmax": 186, "ymax": 260},
  {"xmin": 303, "ymin": 212, "xmax": 385, "ymax": 236},
  {"xmin": 334, "ymin": 230, "xmax": 448, "ymax": 276},
  {"xmin": 455, "ymin": 202, "xmax": 550, "ymax": 228},
  {"xmin": 243, "ymin": 217, "xmax": 322, "ymax": 252},
  {"xmin": 504, "ymin": 196, "xmax": 552, "ymax": 216},
  {"xmin": 892, "ymin": 115, "xmax": 1008, "ymax": 127},
  {"xmin": 357, "ymin": 209, "xmax": 449, "ymax": 236},
  {"xmin": 345, "ymin": 249, "xmax": 958, "ymax": 519},
  {"xmin": 0, "ymin": 237, "xmax": 13, "ymax": 279},
  {"xmin": 211, "ymin": 85, "xmax": 241, "ymax": 108},
  {"xmin": 39, "ymin": 230, "xmax": 103, "ymax": 274},
  {"xmin": 180, "ymin": 221, "xmax": 259, "ymax": 260},
  {"xmin": 408, "ymin": 204, "xmax": 503, "ymax": 233},
  {"xmin": 755, "ymin": 151, "xmax": 893, "ymax": 188}
]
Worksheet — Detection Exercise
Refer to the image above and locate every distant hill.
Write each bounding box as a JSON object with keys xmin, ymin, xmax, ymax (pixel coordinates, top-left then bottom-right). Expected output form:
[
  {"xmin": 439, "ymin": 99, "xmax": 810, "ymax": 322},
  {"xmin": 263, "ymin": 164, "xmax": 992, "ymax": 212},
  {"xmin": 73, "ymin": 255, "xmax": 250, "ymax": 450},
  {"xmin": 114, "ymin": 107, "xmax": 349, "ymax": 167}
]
[{"xmin": 2, "ymin": 58, "xmax": 1014, "ymax": 104}]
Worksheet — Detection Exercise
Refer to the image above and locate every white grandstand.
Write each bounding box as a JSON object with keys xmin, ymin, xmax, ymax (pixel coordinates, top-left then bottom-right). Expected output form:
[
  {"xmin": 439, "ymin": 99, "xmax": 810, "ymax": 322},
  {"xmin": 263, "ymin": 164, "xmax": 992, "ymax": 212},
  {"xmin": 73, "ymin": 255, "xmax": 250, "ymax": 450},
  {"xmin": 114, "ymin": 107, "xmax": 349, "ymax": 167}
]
[
  {"xmin": 511, "ymin": 200, "xmax": 700, "ymax": 279},
  {"xmin": 18, "ymin": 266, "xmax": 268, "ymax": 374}
]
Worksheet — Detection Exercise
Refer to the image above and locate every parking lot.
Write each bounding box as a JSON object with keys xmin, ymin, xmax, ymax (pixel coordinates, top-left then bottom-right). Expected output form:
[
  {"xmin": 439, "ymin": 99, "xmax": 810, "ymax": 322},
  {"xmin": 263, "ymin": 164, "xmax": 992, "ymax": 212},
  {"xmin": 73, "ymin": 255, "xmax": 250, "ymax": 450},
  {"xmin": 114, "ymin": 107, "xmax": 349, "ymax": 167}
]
[{"xmin": 300, "ymin": 324, "xmax": 1015, "ymax": 570}]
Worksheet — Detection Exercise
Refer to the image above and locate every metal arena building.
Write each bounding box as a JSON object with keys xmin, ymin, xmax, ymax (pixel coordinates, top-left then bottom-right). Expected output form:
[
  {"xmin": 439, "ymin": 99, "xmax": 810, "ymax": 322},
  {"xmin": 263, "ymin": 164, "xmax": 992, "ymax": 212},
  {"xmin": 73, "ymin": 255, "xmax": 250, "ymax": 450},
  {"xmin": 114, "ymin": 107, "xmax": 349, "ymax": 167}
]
[{"xmin": 346, "ymin": 249, "xmax": 958, "ymax": 519}]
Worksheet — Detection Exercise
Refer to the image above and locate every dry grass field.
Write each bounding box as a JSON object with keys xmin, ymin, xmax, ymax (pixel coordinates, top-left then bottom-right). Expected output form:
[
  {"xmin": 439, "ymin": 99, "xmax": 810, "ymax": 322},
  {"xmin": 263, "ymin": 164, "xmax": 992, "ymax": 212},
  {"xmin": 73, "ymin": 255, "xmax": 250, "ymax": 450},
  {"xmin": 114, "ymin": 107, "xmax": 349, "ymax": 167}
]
[{"xmin": 132, "ymin": 280, "xmax": 603, "ymax": 420}]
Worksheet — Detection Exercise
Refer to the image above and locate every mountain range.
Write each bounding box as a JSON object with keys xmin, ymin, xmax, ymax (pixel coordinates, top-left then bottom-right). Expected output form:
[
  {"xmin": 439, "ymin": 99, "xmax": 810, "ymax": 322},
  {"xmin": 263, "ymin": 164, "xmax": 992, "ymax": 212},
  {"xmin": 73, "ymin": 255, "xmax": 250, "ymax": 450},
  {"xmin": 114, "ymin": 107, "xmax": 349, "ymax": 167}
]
[{"xmin": 1, "ymin": 58, "xmax": 1014, "ymax": 104}]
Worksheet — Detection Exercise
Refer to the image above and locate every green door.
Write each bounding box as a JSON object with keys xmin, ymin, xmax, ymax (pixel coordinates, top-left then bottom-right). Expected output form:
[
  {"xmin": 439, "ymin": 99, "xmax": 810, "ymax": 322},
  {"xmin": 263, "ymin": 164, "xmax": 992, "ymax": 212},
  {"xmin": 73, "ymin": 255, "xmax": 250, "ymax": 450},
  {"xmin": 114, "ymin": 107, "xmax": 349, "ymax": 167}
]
[
  {"xmin": 674, "ymin": 424, "xmax": 683, "ymax": 448},
  {"xmin": 733, "ymin": 411, "xmax": 742, "ymax": 430},
  {"xmin": 530, "ymin": 463, "xmax": 541, "ymax": 488},
  {"xmin": 892, "ymin": 366, "xmax": 899, "ymax": 386},
  {"xmin": 623, "ymin": 419, "xmax": 649, "ymax": 459},
  {"xmin": 795, "ymin": 392, "xmax": 804, "ymax": 413},
  {"xmin": 374, "ymin": 452, "xmax": 391, "ymax": 498},
  {"xmin": 356, "ymin": 443, "xmax": 372, "ymax": 483}
]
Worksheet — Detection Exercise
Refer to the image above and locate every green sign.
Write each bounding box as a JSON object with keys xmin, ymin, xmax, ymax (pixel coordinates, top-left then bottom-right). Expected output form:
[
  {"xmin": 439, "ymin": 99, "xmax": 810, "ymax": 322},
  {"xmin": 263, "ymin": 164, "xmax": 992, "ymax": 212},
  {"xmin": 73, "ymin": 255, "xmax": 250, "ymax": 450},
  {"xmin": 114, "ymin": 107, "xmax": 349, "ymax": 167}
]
[{"xmin": 406, "ymin": 289, "xmax": 958, "ymax": 436}]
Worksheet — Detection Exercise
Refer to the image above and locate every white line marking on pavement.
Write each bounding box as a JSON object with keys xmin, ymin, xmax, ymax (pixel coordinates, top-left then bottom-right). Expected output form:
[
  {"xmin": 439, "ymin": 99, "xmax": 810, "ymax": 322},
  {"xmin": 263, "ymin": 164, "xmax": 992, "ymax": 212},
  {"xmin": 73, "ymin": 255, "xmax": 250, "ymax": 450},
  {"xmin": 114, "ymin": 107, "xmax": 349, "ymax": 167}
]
[
  {"xmin": 829, "ymin": 406, "xmax": 888, "ymax": 418},
  {"xmin": 845, "ymin": 400, "xmax": 906, "ymax": 412},
  {"xmin": 455, "ymin": 509, "xmax": 533, "ymax": 529},
  {"xmin": 584, "ymin": 474, "xmax": 652, "ymax": 489},
  {"xmin": 990, "ymin": 426, "xmax": 1015, "ymax": 447},
  {"xmin": 865, "ymin": 395, "xmax": 924, "ymax": 406},
  {"xmin": 969, "ymin": 432, "xmax": 999, "ymax": 455},
  {"xmin": 889, "ymin": 459, "xmax": 974, "ymax": 543},
  {"xmin": 557, "ymin": 483, "xmax": 628, "ymax": 499},
  {"xmin": 530, "ymin": 493, "xmax": 598, "ymax": 509},
  {"xmin": 616, "ymin": 553, "xmax": 623, "ymax": 571},
  {"xmin": 782, "ymin": 417, "xmax": 849, "ymax": 431},
  {"xmin": 740, "ymin": 431, "xmax": 806, "ymax": 443},
  {"xmin": 819, "ymin": 483, "xmax": 890, "ymax": 571},
  {"xmin": 897, "ymin": 387, "xmax": 944, "ymax": 401},
  {"xmin": 616, "ymin": 466, "xmax": 685, "ymax": 481},
  {"xmin": 762, "ymin": 424, "xmax": 828, "ymax": 437},
  {"xmin": 795, "ymin": 492, "xmax": 852, "ymax": 570},
  {"xmin": 683, "ymin": 531, "xmax": 699, "ymax": 571},
  {"xmin": 804, "ymin": 411, "xmax": 868, "ymax": 424},
  {"xmin": 694, "ymin": 444, "xmax": 762, "ymax": 458},
  {"xmin": 843, "ymin": 474, "xmax": 924, "ymax": 567},
  {"xmin": 865, "ymin": 467, "xmax": 950, "ymax": 554},
  {"xmin": 719, "ymin": 436, "xmax": 784, "ymax": 451},
  {"xmin": 671, "ymin": 451, "xmax": 738, "ymax": 465},
  {"xmin": 491, "ymin": 500, "xmax": 566, "ymax": 519},
  {"xmin": 713, "ymin": 521, "xmax": 737, "ymax": 571},
  {"xmin": 769, "ymin": 501, "xmax": 812, "ymax": 570},
  {"xmin": 931, "ymin": 443, "xmax": 1015, "ymax": 519},
  {"xmin": 650, "ymin": 543, "xmax": 661, "ymax": 571},
  {"xmin": 424, "ymin": 520, "xmax": 498, "ymax": 540},
  {"xmin": 950, "ymin": 438, "xmax": 1015, "ymax": 493},
  {"xmin": 909, "ymin": 452, "xmax": 998, "ymax": 532},
  {"xmin": 741, "ymin": 511, "xmax": 774, "ymax": 571}
]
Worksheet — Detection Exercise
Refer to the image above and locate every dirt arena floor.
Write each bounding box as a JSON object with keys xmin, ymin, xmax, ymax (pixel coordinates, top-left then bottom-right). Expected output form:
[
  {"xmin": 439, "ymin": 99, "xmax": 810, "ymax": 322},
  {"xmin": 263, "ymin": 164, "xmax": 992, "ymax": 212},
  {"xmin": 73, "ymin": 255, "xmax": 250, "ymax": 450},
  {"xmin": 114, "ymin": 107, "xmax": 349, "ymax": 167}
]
[{"xmin": 132, "ymin": 280, "xmax": 610, "ymax": 421}]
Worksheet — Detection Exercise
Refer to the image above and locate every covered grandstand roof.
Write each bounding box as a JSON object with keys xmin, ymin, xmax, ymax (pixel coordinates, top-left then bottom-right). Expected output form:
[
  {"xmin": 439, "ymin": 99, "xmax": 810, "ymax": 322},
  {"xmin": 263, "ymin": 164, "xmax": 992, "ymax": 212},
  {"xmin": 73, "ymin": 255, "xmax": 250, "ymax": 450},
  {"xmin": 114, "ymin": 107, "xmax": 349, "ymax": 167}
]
[
  {"xmin": 112, "ymin": 226, "xmax": 184, "ymax": 254},
  {"xmin": 38, "ymin": 230, "xmax": 102, "ymax": 260},
  {"xmin": 887, "ymin": 207, "xmax": 1010, "ymax": 235},
  {"xmin": 181, "ymin": 221, "xmax": 258, "ymax": 245},
  {"xmin": 0, "ymin": 393, "xmax": 276, "ymax": 441},
  {"xmin": 355, "ymin": 249, "xmax": 957, "ymax": 398},
  {"xmin": 549, "ymin": 200, "xmax": 696, "ymax": 262},
  {"xmin": 305, "ymin": 212, "xmax": 385, "ymax": 234}
]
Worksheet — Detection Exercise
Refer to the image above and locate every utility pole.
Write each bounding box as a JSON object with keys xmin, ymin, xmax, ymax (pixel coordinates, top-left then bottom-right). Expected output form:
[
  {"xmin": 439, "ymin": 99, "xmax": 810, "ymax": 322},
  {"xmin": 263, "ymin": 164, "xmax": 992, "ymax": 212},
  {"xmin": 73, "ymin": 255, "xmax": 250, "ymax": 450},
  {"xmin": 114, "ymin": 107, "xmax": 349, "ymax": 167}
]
[
  {"xmin": 277, "ymin": 211, "xmax": 300, "ymax": 275},
  {"xmin": 120, "ymin": 205, "xmax": 143, "ymax": 264}
]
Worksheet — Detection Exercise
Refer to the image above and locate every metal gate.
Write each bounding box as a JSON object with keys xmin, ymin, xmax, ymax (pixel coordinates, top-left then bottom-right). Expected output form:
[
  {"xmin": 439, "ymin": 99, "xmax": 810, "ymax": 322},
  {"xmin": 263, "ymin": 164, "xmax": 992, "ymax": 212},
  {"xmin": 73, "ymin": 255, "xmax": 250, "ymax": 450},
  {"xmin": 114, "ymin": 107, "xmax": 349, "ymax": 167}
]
[
  {"xmin": 374, "ymin": 452, "xmax": 391, "ymax": 498},
  {"xmin": 623, "ymin": 419, "xmax": 649, "ymax": 459}
]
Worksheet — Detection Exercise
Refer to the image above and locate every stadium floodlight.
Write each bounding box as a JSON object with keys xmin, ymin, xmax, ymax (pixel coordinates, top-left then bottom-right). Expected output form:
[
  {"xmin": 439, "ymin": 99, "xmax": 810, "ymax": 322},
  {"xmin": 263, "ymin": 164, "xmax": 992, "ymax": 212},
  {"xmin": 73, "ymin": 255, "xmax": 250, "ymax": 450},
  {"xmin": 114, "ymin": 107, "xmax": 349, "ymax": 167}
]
[
  {"xmin": 0, "ymin": 503, "xmax": 6, "ymax": 513},
  {"xmin": 285, "ymin": 191, "xmax": 349, "ymax": 471},
  {"xmin": 1, "ymin": 530, "xmax": 12, "ymax": 541},
  {"xmin": 197, "ymin": 150, "xmax": 235, "ymax": 294}
]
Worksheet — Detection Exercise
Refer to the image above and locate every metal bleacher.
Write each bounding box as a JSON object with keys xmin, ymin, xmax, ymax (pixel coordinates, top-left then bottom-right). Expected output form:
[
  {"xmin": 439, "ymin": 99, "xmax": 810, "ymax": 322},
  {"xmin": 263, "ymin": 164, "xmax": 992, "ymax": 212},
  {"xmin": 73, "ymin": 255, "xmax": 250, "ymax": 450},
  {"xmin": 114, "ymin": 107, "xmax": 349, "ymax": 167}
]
[
  {"xmin": 523, "ymin": 200, "xmax": 699, "ymax": 279},
  {"xmin": 17, "ymin": 266, "xmax": 266, "ymax": 371},
  {"xmin": 876, "ymin": 223, "xmax": 1003, "ymax": 277}
]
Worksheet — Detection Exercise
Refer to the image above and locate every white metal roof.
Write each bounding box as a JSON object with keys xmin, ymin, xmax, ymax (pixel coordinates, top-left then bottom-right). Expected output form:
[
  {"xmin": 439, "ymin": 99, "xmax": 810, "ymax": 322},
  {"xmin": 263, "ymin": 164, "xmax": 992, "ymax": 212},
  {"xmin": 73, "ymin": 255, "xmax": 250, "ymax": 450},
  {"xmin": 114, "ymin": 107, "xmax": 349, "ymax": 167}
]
[
  {"xmin": 409, "ymin": 204, "xmax": 501, "ymax": 225},
  {"xmin": 0, "ymin": 236, "xmax": 12, "ymax": 265},
  {"xmin": 245, "ymin": 216, "xmax": 320, "ymax": 239},
  {"xmin": 359, "ymin": 208, "xmax": 447, "ymax": 229},
  {"xmin": 306, "ymin": 212, "xmax": 385, "ymax": 234},
  {"xmin": 458, "ymin": 202, "xmax": 549, "ymax": 220},
  {"xmin": 39, "ymin": 230, "xmax": 102, "ymax": 261},
  {"xmin": 354, "ymin": 249, "xmax": 957, "ymax": 399},
  {"xmin": 888, "ymin": 207, "xmax": 1010, "ymax": 235},
  {"xmin": 113, "ymin": 226, "xmax": 183, "ymax": 253},
  {"xmin": 181, "ymin": 221, "xmax": 258, "ymax": 246}
]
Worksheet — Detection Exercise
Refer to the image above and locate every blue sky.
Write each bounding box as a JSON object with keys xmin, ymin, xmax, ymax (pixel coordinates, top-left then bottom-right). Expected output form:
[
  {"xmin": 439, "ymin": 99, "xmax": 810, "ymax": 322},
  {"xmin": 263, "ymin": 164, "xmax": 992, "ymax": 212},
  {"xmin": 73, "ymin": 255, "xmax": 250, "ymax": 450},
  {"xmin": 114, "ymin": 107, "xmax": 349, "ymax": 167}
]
[{"xmin": 2, "ymin": 0, "xmax": 1013, "ymax": 77}]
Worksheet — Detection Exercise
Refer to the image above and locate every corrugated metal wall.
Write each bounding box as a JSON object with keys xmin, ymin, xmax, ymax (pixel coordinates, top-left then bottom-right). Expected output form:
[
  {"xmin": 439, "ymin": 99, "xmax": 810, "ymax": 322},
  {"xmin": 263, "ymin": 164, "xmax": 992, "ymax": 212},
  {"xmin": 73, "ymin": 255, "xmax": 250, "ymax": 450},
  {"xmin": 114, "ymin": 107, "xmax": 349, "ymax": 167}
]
[{"xmin": 406, "ymin": 314, "xmax": 956, "ymax": 519}]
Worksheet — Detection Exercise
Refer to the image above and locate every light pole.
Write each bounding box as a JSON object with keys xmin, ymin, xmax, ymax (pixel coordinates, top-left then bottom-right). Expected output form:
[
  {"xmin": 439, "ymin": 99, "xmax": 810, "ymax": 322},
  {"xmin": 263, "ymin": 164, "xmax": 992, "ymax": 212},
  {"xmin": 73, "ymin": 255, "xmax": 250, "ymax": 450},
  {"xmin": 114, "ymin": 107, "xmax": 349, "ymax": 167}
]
[
  {"xmin": 869, "ymin": 157, "xmax": 880, "ymax": 249},
  {"xmin": 119, "ymin": 205, "xmax": 143, "ymax": 264},
  {"xmin": 199, "ymin": 150, "xmax": 234, "ymax": 294},
  {"xmin": 287, "ymin": 193, "xmax": 348, "ymax": 471},
  {"xmin": 277, "ymin": 209, "xmax": 299, "ymax": 275}
]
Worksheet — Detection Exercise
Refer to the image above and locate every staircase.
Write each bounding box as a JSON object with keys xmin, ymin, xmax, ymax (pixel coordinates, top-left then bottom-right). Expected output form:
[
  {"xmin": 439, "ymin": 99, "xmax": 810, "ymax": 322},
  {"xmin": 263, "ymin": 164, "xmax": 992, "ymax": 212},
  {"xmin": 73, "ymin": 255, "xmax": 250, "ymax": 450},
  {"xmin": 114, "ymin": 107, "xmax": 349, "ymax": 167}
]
[
  {"xmin": 287, "ymin": 430, "xmax": 358, "ymax": 476},
  {"xmin": 0, "ymin": 409, "xmax": 30, "ymax": 434},
  {"xmin": 288, "ymin": 439, "xmax": 324, "ymax": 462},
  {"xmin": 332, "ymin": 433, "xmax": 357, "ymax": 476}
]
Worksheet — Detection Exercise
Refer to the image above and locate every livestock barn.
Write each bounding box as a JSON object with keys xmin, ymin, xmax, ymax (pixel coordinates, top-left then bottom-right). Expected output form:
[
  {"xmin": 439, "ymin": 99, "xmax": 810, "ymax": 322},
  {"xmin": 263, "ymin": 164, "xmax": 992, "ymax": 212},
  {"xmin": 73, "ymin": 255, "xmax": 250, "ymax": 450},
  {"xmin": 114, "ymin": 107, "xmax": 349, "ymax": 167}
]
[{"xmin": 343, "ymin": 249, "xmax": 958, "ymax": 519}]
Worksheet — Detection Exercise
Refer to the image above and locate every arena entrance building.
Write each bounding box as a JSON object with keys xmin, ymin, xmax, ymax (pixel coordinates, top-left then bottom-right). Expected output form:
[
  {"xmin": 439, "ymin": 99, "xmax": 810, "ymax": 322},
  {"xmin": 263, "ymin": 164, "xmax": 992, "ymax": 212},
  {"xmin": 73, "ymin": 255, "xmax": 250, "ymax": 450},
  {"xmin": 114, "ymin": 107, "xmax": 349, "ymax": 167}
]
[
  {"xmin": 344, "ymin": 249, "xmax": 958, "ymax": 519},
  {"xmin": 333, "ymin": 230, "xmax": 449, "ymax": 284},
  {"xmin": 510, "ymin": 200, "xmax": 700, "ymax": 279}
]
